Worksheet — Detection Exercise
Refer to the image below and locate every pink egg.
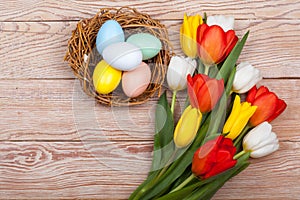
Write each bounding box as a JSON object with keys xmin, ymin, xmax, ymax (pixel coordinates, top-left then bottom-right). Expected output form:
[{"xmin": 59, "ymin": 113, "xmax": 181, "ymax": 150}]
[{"xmin": 122, "ymin": 62, "xmax": 151, "ymax": 98}]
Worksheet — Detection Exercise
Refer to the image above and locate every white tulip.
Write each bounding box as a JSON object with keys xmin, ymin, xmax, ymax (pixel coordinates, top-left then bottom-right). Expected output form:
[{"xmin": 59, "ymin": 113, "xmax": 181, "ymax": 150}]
[
  {"xmin": 207, "ymin": 15, "xmax": 235, "ymax": 32},
  {"xmin": 167, "ymin": 56, "xmax": 197, "ymax": 91},
  {"xmin": 232, "ymin": 62, "xmax": 262, "ymax": 94},
  {"xmin": 243, "ymin": 122, "xmax": 279, "ymax": 158}
]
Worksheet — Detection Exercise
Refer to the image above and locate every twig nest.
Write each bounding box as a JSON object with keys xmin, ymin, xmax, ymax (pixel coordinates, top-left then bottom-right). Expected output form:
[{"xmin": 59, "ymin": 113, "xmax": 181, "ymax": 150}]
[{"xmin": 64, "ymin": 7, "xmax": 173, "ymax": 106}]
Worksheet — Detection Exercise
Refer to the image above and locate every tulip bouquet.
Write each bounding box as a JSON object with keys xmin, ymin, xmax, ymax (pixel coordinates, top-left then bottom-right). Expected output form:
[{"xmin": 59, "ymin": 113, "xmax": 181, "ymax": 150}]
[{"xmin": 129, "ymin": 13, "xmax": 287, "ymax": 200}]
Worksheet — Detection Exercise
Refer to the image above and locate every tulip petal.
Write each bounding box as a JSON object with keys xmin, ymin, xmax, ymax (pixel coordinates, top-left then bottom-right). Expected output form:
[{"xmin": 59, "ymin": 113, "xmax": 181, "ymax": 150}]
[
  {"xmin": 226, "ymin": 103, "xmax": 257, "ymax": 140},
  {"xmin": 203, "ymin": 154, "xmax": 237, "ymax": 178},
  {"xmin": 167, "ymin": 56, "xmax": 197, "ymax": 91},
  {"xmin": 255, "ymin": 86, "xmax": 270, "ymax": 98},
  {"xmin": 250, "ymin": 92, "xmax": 277, "ymax": 126},
  {"xmin": 251, "ymin": 131, "xmax": 278, "ymax": 151},
  {"xmin": 267, "ymin": 99, "xmax": 287, "ymax": 122},
  {"xmin": 224, "ymin": 30, "xmax": 238, "ymax": 58},
  {"xmin": 246, "ymin": 86, "xmax": 258, "ymax": 103},
  {"xmin": 198, "ymin": 25, "xmax": 227, "ymax": 65},
  {"xmin": 223, "ymin": 95, "xmax": 242, "ymax": 134},
  {"xmin": 198, "ymin": 79, "xmax": 222, "ymax": 113},
  {"xmin": 232, "ymin": 62, "xmax": 262, "ymax": 94},
  {"xmin": 207, "ymin": 15, "xmax": 235, "ymax": 32},
  {"xmin": 174, "ymin": 106, "xmax": 202, "ymax": 148},
  {"xmin": 238, "ymin": 68, "xmax": 262, "ymax": 93},
  {"xmin": 250, "ymin": 142, "xmax": 279, "ymax": 158},
  {"xmin": 187, "ymin": 75, "xmax": 199, "ymax": 109},
  {"xmin": 243, "ymin": 122, "xmax": 272, "ymax": 151}
]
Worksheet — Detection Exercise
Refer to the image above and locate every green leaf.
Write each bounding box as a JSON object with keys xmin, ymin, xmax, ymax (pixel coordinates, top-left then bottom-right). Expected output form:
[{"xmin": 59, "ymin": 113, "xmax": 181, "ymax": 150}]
[
  {"xmin": 129, "ymin": 173, "xmax": 157, "ymax": 200},
  {"xmin": 205, "ymin": 93, "xmax": 227, "ymax": 136},
  {"xmin": 219, "ymin": 31, "xmax": 249, "ymax": 83},
  {"xmin": 155, "ymin": 180, "xmax": 204, "ymax": 200},
  {"xmin": 184, "ymin": 154, "xmax": 250, "ymax": 200},
  {"xmin": 225, "ymin": 67, "xmax": 236, "ymax": 96},
  {"xmin": 140, "ymin": 117, "xmax": 211, "ymax": 199},
  {"xmin": 151, "ymin": 91, "xmax": 175, "ymax": 172}
]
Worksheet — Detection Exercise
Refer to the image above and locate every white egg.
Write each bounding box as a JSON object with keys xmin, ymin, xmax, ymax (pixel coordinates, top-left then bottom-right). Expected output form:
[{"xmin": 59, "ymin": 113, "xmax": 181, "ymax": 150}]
[{"xmin": 102, "ymin": 42, "xmax": 143, "ymax": 71}]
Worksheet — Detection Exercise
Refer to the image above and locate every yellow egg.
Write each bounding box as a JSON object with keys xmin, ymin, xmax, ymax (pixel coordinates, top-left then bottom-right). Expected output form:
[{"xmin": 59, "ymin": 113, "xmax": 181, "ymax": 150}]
[{"xmin": 92, "ymin": 60, "xmax": 122, "ymax": 94}]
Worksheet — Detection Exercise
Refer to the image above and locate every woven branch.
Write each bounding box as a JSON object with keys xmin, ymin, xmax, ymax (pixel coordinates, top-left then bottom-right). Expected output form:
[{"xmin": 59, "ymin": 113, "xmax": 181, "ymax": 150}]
[{"xmin": 64, "ymin": 7, "xmax": 173, "ymax": 106}]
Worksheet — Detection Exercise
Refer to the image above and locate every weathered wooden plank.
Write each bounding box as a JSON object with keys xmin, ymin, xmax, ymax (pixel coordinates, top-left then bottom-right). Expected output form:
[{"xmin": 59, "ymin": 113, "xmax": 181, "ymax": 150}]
[
  {"xmin": 1, "ymin": 20, "xmax": 300, "ymax": 79},
  {"xmin": 0, "ymin": 0, "xmax": 299, "ymax": 21},
  {"xmin": 0, "ymin": 79, "xmax": 298, "ymax": 141},
  {"xmin": 0, "ymin": 141, "xmax": 299, "ymax": 199}
]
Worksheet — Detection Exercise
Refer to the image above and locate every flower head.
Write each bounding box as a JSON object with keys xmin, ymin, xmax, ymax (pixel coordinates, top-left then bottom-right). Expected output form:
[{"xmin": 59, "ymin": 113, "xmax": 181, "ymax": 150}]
[
  {"xmin": 232, "ymin": 62, "xmax": 262, "ymax": 94},
  {"xmin": 243, "ymin": 122, "xmax": 279, "ymax": 158},
  {"xmin": 197, "ymin": 24, "xmax": 238, "ymax": 66},
  {"xmin": 206, "ymin": 15, "xmax": 234, "ymax": 32},
  {"xmin": 180, "ymin": 13, "xmax": 203, "ymax": 58},
  {"xmin": 187, "ymin": 74, "xmax": 224, "ymax": 113},
  {"xmin": 173, "ymin": 105, "xmax": 202, "ymax": 148},
  {"xmin": 192, "ymin": 135, "xmax": 237, "ymax": 179},
  {"xmin": 223, "ymin": 95, "xmax": 257, "ymax": 140},
  {"xmin": 246, "ymin": 86, "xmax": 287, "ymax": 126},
  {"xmin": 167, "ymin": 56, "xmax": 197, "ymax": 91}
]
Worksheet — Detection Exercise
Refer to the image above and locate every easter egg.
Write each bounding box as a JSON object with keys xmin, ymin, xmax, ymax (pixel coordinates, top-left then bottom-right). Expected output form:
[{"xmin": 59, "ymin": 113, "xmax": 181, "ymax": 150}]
[
  {"xmin": 102, "ymin": 42, "xmax": 143, "ymax": 71},
  {"xmin": 126, "ymin": 33, "xmax": 162, "ymax": 60},
  {"xmin": 92, "ymin": 60, "xmax": 122, "ymax": 94},
  {"xmin": 122, "ymin": 62, "xmax": 151, "ymax": 98},
  {"xmin": 96, "ymin": 20, "xmax": 125, "ymax": 55}
]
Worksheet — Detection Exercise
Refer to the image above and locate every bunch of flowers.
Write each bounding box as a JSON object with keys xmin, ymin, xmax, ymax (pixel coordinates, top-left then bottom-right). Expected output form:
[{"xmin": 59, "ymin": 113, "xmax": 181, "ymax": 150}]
[{"xmin": 129, "ymin": 13, "xmax": 287, "ymax": 200}]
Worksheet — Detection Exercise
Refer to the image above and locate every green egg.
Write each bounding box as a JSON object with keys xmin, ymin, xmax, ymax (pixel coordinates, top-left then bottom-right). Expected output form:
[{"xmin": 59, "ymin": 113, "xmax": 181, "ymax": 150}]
[{"xmin": 126, "ymin": 33, "xmax": 162, "ymax": 60}]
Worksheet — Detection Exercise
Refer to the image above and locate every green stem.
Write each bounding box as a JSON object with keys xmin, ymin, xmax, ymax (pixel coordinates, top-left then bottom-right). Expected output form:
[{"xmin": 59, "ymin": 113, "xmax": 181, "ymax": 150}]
[
  {"xmin": 233, "ymin": 124, "xmax": 252, "ymax": 147},
  {"xmin": 170, "ymin": 174, "xmax": 195, "ymax": 193},
  {"xmin": 170, "ymin": 90, "xmax": 177, "ymax": 114},
  {"xmin": 154, "ymin": 148, "xmax": 179, "ymax": 182},
  {"xmin": 132, "ymin": 148, "xmax": 179, "ymax": 200},
  {"xmin": 233, "ymin": 150, "xmax": 246, "ymax": 160}
]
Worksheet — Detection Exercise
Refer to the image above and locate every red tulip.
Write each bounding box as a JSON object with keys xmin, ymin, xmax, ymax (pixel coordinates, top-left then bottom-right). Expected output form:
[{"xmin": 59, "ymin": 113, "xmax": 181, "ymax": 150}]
[
  {"xmin": 192, "ymin": 135, "xmax": 237, "ymax": 179},
  {"xmin": 197, "ymin": 24, "xmax": 238, "ymax": 66},
  {"xmin": 246, "ymin": 86, "xmax": 287, "ymax": 126},
  {"xmin": 187, "ymin": 74, "xmax": 224, "ymax": 113}
]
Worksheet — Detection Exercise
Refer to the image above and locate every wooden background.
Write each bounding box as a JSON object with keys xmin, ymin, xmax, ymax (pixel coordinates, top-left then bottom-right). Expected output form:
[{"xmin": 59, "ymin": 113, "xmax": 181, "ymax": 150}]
[{"xmin": 0, "ymin": 0, "xmax": 299, "ymax": 199}]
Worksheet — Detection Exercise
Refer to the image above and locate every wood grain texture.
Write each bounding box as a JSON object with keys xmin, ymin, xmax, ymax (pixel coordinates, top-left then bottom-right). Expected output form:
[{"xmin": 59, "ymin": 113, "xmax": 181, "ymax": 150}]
[
  {"xmin": 0, "ymin": 79, "xmax": 298, "ymax": 141},
  {"xmin": 0, "ymin": 141, "xmax": 299, "ymax": 199},
  {"xmin": 1, "ymin": 20, "xmax": 300, "ymax": 79},
  {"xmin": 0, "ymin": 0, "xmax": 299, "ymax": 199},
  {"xmin": 0, "ymin": 0, "xmax": 299, "ymax": 21}
]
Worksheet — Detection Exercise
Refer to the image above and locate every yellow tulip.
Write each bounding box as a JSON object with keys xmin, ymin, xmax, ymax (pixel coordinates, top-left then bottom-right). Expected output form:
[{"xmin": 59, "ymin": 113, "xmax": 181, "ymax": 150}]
[
  {"xmin": 174, "ymin": 105, "xmax": 202, "ymax": 148},
  {"xmin": 180, "ymin": 13, "xmax": 203, "ymax": 58},
  {"xmin": 223, "ymin": 95, "xmax": 257, "ymax": 140}
]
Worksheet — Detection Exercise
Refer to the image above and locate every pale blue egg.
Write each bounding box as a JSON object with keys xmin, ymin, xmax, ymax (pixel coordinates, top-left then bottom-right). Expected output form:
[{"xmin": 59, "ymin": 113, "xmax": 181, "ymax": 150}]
[
  {"xmin": 126, "ymin": 33, "xmax": 162, "ymax": 60},
  {"xmin": 96, "ymin": 20, "xmax": 125, "ymax": 55}
]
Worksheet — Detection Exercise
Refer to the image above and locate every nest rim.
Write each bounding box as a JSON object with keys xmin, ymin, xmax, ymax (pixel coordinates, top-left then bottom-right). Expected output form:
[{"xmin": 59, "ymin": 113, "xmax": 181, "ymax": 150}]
[{"xmin": 64, "ymin": 7, "xmax": 173, "ymax": 106}]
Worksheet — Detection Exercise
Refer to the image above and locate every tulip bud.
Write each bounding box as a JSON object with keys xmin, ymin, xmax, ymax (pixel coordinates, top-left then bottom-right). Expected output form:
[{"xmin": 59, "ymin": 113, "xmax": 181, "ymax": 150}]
[
  {"xmin": 187, "ymin": 74, "xmax": 224, "ymax": 113},
  {"xmin": 173, "ymin": 105, "xmax": 202, "ymax": 148},
  {"xmin": 232, "ymin": 62, "xmax": 262, "ymax": 94},
  {"xmin": 223, "ymin": 95, "xmax": 257, "ymax": 140},
  {"xmin": 243, "ymin": 122, "xmax": 279, "ymax": 158},
  {"xmin": 207, "ymin": 15, "xmax": 235, "ymax": 32},
  {"xmin": 197, "ymin": 24, "xmax": 238, "ymax": 66},
  {"xmin": 167, "ymin": 56, "xmax": 197, "ymax": 91},
  {"xmin": 180, "ymin": 13, "xmax": 203, "ymax": 58},
  {"xmin": 192, "ymin": 135, "xmax": 237, "ymax": 179},
  {"xmin": 246, "ymin": 86, "xmax": 287, "ymax": 126}
]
